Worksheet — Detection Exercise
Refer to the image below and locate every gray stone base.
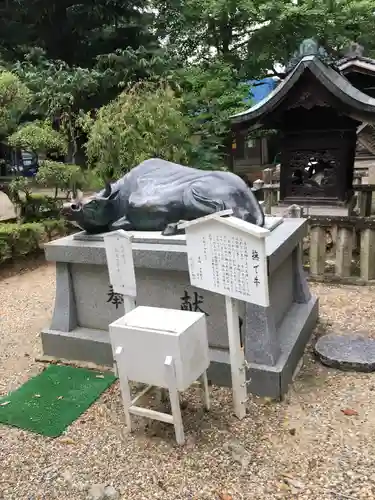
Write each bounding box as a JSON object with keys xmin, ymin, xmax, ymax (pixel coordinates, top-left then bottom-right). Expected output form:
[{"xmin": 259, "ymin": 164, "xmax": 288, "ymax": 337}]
[
  {"xmin": 42, "ymin": 220, "xmax": 318, "ymax": 400},
  {"xmin": 247, "ymin": 296, "xmax": 318, "ymax": 399},
  {"xmin": 41, "ymin": 327, "xmax": 113, "ymax": 367},
  {"xmin": 41, "ymin": 295, "xmax": 317, "ymax": 400}
]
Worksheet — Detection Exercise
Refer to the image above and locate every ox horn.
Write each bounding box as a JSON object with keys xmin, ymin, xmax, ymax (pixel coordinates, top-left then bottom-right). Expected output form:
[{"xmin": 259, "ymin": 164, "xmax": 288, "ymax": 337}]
[
  {"xmin": 103, "ymin": 183, "xmax": 112, "ymax": 198},
  {"xmin": 76, "ymin": 189, "xmax": 84, "ymax": 201}
]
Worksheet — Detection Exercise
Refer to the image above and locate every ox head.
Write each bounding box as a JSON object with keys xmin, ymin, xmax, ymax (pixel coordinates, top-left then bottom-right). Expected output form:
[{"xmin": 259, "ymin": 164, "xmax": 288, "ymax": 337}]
[{"xmin": 61, "ymin": 183, "xmax": 120, "ymax": 233}]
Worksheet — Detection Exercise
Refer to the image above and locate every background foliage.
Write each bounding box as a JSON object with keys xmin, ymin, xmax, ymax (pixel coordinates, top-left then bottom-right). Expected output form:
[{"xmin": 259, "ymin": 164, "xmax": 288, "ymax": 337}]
[
  {"xmin": 83, "ymin": 81, "xmax": 191, "ymax": 179},
  {"xmin": 0, "ymin": 71, "xmax": 31, "ymax": 137},
  {"xmin": 1, "ymin": 0, "xmax": 373, "ymax": 178},
  {"xmin": 0, "ymin": 0, "xmax": 375, "ymax": 264}
]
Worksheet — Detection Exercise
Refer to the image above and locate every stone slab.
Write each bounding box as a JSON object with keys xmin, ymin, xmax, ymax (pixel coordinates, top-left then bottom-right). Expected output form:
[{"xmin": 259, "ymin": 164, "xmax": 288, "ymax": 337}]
[
  {"xmin": 72, "ymin": 216, "xmax": 284, "ymax": 242},
  {"xmin": 315, "ymin": 333, "xmax": 375, "ymax": 372},
  {"xmin": 45, "ymin": 218, "xmax": 306, "ymax": 276}
]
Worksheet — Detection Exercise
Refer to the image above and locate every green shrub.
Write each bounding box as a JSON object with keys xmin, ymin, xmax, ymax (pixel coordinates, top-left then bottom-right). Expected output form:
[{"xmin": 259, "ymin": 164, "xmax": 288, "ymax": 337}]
[
  {"xmin": 0, "ymin": 71, "xmax": 31, "ymax": 136},
  {"xmin": 0, "ymin": 222, "xmax": 44, "ymax": 262},
  {"xmin": 8, "ymin": 176, "xmax": 31, "ymax": 204},
  {"xmin": 81, "ymin": 169, "xmax": 104, "ymax": 192},
  {"xmin": 8, "ymin": 177, "xmax": 62, "ymax": 222},
  {"xmin": 0, "ymin": 219, "xmax": 70, "ymax": 264},
  {"xmin": 20, "ymin": 193, "xmax": 62, "ymax": 221},
  {"xmin": 36, "ymin": 160, "xmax": 84, "ymax": 198},
  {"xmin": 82, "ymin": 81, "xmax": 191, "ymax": 180},
  {"xmin": 8, "ymin": 120, "xmax": 67, "ymax": 156},
  {"xmin": 0, "ymin": 237, "xmax": 12, "ymax": 262},
  {"xmin": 41, "ymin": 218, "xmax": 69, "ymax": 240}
]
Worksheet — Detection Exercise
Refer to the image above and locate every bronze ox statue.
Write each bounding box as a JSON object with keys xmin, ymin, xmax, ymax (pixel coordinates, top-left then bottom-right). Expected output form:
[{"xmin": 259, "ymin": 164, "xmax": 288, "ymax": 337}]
[{"xmin": 61, "ymin": 158, "xmax": 265, "ymax": 235}]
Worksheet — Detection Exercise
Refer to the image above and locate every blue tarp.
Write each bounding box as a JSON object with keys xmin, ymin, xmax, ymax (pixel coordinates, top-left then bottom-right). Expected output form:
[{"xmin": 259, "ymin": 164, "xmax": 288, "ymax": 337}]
[{"xmin": 243, "ymin": 77, "xmax": 279, "ymax": 105}]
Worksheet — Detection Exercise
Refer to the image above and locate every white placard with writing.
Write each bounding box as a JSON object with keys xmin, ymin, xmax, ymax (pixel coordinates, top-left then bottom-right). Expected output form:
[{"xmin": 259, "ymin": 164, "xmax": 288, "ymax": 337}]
[
  {"xmin": 183, "ymin": 217, "xmax": 269, "ymax": 307},
  {"xmin": 104, "ymin": 230, "xmax": 136, "ymax": 297}
]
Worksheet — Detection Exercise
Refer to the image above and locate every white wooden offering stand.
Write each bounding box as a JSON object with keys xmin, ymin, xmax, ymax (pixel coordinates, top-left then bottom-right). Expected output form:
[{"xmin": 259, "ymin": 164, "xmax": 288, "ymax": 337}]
[
  {"xmin": 179, "ymin": 210, "xmax": 270, "ymax": 420},
  {"xmin": 111, "ymin": 307, "xmax": 210, "ymax": 445},
  {"xmin": 104, "ymin": 230, "xmax": 210, "ymax": 445}
]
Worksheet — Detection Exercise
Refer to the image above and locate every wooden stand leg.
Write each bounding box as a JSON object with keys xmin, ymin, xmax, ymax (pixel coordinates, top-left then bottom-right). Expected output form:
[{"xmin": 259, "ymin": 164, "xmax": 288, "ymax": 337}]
[
  {"xmin": 112, "ymin": 298, "xmax": 136, "ymax": 378},
  {"xmin": 225, "ymin": 296, "xmax": 247, "ymax": 420},
  {"xmin": 115, "ymin": 346, "xmax": 132, "ymax": 432},
  {"xmin": 164, "ymin": 356, "xmax": 185, "ymax": 445},
  {"xmin": 201, "ymin": 371, "xmax": 210, "ymax": 411}
]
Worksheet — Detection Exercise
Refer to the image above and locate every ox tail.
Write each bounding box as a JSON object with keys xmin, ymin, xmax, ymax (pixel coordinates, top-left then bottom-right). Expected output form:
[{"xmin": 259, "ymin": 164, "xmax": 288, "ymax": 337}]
[
  {"xmin": 247, "ymin": 187, "xmax": 265, "ymax": 227},
  {"xmin": 252, "ymin": 201, "xmax": 265, "ymax": 227}
]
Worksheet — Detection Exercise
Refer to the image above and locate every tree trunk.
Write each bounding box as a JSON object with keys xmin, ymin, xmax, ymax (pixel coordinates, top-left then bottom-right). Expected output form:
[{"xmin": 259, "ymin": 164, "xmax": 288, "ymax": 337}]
[{"xmin": 219, "ymin": 14, "xmax": 233, "ymax": 63}]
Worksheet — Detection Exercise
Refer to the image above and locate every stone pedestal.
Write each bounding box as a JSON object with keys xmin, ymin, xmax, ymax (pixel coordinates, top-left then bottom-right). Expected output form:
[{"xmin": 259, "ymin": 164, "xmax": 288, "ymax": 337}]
[{"xmin": 41, "ymin": 217, "xmax": 318, "ymax": 399}]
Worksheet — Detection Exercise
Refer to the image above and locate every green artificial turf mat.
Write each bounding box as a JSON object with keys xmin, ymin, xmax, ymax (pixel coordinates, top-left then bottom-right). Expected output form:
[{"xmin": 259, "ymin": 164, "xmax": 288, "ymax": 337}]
[{"xmin": 0, "ymin": 364, "xmax": 116, "ymax": 437}]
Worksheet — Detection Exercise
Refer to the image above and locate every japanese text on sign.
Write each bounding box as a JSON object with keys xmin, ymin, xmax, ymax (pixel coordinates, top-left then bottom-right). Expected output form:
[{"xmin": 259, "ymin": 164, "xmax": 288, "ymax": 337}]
[
  {"xmin": 104, "ymin": 230, "xmax": 136, "ymax": 297},
  {"xmin": 185, "ymin": 224, "xmax": 269, "ymax": 307}
]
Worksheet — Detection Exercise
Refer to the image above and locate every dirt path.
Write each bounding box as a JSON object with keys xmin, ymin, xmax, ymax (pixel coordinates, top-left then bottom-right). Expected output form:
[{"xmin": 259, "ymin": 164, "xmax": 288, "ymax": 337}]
[{"xmin": 1, "ymin": 268, "xmax": 375, "ymax": 500}]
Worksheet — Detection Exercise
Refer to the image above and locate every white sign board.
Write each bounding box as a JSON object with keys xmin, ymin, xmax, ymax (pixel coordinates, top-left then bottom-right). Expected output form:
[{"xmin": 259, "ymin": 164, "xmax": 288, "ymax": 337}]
[
  {"xmin": 181, "ymin": 215, "xmax": 270, "ymax": 307},
  {"xmin": 104, "ymin": 230, "xmax": 136, "ymax": 297}
]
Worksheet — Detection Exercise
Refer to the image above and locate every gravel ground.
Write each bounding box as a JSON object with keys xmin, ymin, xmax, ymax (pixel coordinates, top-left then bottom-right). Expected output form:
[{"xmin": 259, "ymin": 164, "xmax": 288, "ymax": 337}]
[{"xmin": 1, "ymin": 263, "xmax": 375, "ymax": 500}]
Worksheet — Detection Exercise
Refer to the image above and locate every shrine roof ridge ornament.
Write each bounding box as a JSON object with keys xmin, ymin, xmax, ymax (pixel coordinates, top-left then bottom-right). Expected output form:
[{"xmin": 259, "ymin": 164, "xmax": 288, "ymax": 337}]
[
  {"xmin": 230, "ymin": 55, "xmax": 375, "ymax": 129},
  {"xmin": 178, "ymin": 209, "xmax": 270, "ymax": 239},
  {"xmin": 285, "ymin": 37, "xmax": 336, "ymax": 74}
]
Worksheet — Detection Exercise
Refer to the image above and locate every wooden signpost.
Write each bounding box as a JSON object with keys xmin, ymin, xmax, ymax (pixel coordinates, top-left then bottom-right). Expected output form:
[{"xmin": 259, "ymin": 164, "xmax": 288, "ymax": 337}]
[
  {"xmin": 104, "ymin": 229, "xmax": 137, "ymax": 375},
  {"xmin": 179, "ymin": 210, "xmax": 270, "ymax": 419},
  {"xmin": 103, "ymin": 229, "xmax": 137, "ymax": 314}
]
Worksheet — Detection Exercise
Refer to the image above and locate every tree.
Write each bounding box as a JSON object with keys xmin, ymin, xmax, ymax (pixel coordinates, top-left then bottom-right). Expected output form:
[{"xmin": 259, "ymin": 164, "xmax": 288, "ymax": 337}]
[
  {"xmin": 9, "ymin": 43, "xmax": 178, "ymax": 164},
  {"xmin": 0, "ymin": 0, "xmax": 158, "ymax": 68},
  {"xmin": 0, "ymin": 71, "xmax": 31, "ymax": 137},
  {"xmin": 169, "ymin": 61, "xmax": 249, "ymax": 168},
  {"xmin": 8, "ymin": 120, "xmax": 67, "ymax": 157},
  {"xmin": 11, "ymin": 51, "xmax": 104, "ymax": 164},
  {"xmin": 82, "ymin": 81, "xmax": 192, "ymax": 180},
  {"xmin": 153, "ymin": 0, "xmax": 375, "ymax": 78},
  {"xmin": 7, "ymin": 120, "xmax": 84, "ymax": 198},
  {"xmin": 0, "ymin": 68, "xmax": 84, "ymax": 220}
]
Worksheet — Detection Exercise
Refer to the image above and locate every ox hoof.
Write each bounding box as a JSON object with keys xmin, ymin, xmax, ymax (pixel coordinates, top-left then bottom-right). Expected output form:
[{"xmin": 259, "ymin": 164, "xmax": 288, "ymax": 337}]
[{"xmin": 162, "ymin": 222, "xmax": 185, "ymax": 236}]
